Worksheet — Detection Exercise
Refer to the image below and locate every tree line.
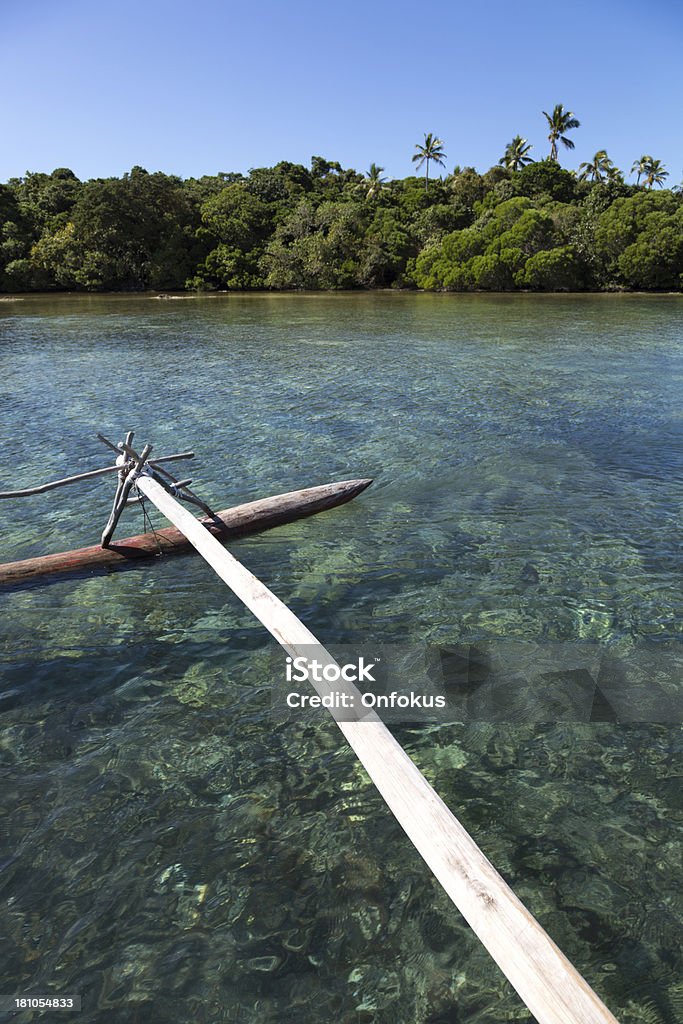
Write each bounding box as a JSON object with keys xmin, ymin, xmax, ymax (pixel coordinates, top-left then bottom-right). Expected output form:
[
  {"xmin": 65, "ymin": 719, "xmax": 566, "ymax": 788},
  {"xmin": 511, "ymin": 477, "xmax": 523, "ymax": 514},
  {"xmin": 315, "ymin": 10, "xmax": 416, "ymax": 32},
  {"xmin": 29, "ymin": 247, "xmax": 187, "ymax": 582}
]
[{"xmin": 1, "ymin": 112, "xmax": 681, "ymax": 293}]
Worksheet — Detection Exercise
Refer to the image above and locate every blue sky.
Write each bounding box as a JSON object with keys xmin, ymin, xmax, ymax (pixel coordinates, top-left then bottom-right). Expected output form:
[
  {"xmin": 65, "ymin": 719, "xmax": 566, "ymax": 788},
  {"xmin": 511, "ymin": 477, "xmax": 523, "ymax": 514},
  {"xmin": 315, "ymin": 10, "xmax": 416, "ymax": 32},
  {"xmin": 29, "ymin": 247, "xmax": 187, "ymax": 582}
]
[{"xmin": 2, "ymin": 0, "xmax": 682, "ymax": 185}]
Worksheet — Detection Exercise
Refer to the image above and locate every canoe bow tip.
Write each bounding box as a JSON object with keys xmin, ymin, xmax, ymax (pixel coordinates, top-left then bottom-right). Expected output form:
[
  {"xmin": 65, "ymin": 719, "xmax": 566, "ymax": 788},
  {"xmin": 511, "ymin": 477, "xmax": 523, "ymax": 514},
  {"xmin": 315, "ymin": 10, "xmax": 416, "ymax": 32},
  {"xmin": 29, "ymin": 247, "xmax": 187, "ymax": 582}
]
[{"xmin": 342, "ymin": 478, "xmax": 373, "ymax": 498}]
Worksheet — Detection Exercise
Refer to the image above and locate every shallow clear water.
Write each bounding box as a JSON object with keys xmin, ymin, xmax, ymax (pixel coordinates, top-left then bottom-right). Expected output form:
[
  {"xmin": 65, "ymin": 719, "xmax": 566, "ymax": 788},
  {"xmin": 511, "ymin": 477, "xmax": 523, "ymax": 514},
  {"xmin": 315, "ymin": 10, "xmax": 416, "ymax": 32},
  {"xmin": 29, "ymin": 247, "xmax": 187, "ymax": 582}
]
[{"xmin": 1, "ymin": 292, "xmax": 682, "ymax": 1023}]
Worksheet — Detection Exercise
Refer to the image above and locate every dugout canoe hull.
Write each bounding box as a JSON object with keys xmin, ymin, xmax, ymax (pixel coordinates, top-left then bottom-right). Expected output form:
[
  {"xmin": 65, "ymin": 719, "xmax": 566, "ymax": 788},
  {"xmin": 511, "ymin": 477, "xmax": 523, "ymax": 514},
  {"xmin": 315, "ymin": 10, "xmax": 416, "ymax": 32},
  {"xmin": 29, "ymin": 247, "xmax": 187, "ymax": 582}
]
[{"xmin": 0, "ymin": 478, "xmax": 372, "ymax": 586}]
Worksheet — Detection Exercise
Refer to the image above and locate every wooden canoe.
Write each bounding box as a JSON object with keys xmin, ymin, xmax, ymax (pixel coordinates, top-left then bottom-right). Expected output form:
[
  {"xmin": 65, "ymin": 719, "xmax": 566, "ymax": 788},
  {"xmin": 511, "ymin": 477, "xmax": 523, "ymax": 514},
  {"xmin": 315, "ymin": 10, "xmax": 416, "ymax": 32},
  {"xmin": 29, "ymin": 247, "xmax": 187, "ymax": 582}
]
[{"xmin": 0, "ymin": 478, "xmax": 372, "ymax": 587}]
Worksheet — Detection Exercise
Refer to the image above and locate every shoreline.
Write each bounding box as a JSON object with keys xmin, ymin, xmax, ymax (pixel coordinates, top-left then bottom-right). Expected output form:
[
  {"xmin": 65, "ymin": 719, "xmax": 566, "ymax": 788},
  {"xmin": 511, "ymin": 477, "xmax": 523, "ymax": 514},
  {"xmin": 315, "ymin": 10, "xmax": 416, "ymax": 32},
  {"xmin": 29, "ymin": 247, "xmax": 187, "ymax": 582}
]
[{"xmin": 1, "ymin": 288, "xmax": 682, "ymax": 302}]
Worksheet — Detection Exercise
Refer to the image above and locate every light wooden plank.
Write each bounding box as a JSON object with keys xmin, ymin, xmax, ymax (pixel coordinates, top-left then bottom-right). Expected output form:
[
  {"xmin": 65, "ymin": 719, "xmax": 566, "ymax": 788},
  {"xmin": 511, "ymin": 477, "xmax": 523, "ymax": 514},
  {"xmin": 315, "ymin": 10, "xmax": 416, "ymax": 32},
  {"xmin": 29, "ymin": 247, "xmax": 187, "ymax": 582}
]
[{"xmin": 137, "ymin": 472, "xmax": 620, "ymax": 1024}]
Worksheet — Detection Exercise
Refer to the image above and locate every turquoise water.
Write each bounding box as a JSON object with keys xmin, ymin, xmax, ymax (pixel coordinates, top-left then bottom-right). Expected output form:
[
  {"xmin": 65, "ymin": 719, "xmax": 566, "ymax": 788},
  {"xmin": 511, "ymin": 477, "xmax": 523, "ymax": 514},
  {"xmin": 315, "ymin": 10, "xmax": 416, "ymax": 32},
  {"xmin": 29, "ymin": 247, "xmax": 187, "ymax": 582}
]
[{"xmin": 0, "ymin": 292, "xmax": 682, "ymax": 1023}]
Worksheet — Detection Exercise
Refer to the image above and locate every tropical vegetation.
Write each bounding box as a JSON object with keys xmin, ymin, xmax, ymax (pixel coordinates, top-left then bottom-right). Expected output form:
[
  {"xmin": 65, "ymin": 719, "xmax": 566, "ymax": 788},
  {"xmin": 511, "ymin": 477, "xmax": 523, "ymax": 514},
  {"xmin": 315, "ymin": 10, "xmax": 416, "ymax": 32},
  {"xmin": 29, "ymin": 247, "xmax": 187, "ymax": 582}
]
[
  {"xmin": 542, "ymin": 104, "xmax": 580, "ymax": 161},
  {"xmin": 642, "ymin": 158, "xmax": 669, "ymax": 189},
  {"xmin": 499, "ymin": 136, "xmax": 533, "ymax": 172},
  {"xmin": 363, "ymin": 164, "xmax": 387, "ymax": 200},
  {"xmin": 1, "ymin": 107, "xmax": 681, "ymax": 294},
  {"xmin": 577, "ymin": 151, "xmax": 617, "ymax": 183},
  {"xmin": 412, "ymin": 134, "xmax": 447, "ymax": 191}
]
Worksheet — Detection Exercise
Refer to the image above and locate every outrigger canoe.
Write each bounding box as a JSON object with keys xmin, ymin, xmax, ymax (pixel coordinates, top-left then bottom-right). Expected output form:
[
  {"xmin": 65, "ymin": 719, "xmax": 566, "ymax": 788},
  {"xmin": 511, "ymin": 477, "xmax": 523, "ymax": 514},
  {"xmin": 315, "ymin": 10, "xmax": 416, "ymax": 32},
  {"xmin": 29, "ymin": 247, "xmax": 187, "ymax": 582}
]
[{"xmin": 0, "ymin": 478, "xmax": 372, "ymax": 586}]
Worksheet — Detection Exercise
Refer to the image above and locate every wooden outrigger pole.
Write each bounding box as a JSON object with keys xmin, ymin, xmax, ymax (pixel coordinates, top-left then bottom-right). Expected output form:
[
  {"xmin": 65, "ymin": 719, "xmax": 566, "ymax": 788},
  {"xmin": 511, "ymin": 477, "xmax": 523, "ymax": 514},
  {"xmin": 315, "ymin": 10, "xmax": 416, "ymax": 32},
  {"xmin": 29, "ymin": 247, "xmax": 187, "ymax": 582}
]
[{"xmin": 128, "ymin": 454, "xmax": 620, "ymax": 1024}]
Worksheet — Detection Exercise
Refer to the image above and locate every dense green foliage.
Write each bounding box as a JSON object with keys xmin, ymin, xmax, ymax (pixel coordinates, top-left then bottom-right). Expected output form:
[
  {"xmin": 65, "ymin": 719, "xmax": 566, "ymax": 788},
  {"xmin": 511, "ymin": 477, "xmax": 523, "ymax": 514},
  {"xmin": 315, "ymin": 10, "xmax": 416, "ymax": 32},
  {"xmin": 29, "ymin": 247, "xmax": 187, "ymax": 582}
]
[{"xmin": 1, "ymin": 157, "xmax": 681, "ymax": 292}]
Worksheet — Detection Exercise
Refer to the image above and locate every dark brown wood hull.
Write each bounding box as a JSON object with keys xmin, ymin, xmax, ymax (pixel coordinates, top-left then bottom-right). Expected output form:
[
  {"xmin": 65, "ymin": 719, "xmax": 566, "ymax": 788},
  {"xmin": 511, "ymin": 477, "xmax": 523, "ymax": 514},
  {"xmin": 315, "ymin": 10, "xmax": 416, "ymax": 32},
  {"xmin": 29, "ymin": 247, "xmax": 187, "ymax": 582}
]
[{"xmin": 0, "ymin": 478, "xmax": 372, "ymax": 586}]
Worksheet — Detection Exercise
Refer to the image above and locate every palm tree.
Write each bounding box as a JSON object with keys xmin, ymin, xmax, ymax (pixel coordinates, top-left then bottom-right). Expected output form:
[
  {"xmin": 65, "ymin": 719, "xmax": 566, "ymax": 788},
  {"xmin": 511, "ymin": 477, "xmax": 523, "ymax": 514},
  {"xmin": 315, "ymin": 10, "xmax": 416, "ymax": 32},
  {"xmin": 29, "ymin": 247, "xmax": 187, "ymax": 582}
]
[
  {"xmin": 542, "ymin": 104, "xmax": 580, "ymax": 162},
  {"xmin": 364, "ymin": 163, "xmax": 387, "ymax": 199},
  {"xmin": 577, "ymin": 150, "xmax": 615, "ymax": 183},
  {"xmin": 630, "ymin": 155, "xmax": 652, "ymax": 185},
  {"xmin": 642, "ymin": 158, "xmax": 669, "ymax": 189},
  {"xmin": 499, "ymin": 135, "xmax": 533, "ymax": 172},
  {"xmin": 412, "ymin": 133, "xmax": 447, "ymax": 191}
]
